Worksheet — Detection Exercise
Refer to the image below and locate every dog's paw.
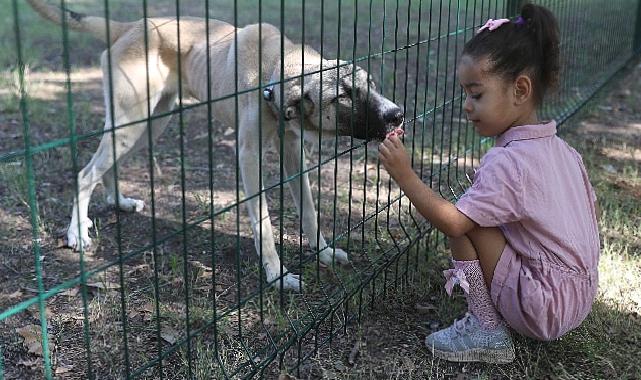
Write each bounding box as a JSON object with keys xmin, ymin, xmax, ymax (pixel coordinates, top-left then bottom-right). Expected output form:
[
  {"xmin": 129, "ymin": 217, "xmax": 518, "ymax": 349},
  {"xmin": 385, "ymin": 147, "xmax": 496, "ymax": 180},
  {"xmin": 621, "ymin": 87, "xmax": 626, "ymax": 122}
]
[
  {"xmin": 280, "ymin": 273, "xmax": 303, "ymax": 292},
  {"xmin": 121, "ymin": 198, "xmax": 145, "ymax": 212},
  {"xmin": 67, "ymin": 223, "xmax": 93, "ymax": 251},
  {"xmin": 319, "ymin": 246, "xmax": 350, "ymax": 266},
  {"xmin": 66, "ymin": 218, "xmax": 94, "ymax": 251},
  {"xmin": 107, "ymin": 195, "xmax": 145, "ymax": 213},
  {"xmin": 266, "ymin": 270, "xmax": 303, "ymax": 292}
]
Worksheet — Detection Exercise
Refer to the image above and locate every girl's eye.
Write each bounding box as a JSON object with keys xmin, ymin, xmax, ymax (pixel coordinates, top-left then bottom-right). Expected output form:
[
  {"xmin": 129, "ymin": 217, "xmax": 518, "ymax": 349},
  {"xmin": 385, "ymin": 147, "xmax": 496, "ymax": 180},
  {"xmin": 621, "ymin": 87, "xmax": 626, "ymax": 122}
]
[{"xmin": 471, "ymin": 93, "xmax": 482, "ymax": 100}]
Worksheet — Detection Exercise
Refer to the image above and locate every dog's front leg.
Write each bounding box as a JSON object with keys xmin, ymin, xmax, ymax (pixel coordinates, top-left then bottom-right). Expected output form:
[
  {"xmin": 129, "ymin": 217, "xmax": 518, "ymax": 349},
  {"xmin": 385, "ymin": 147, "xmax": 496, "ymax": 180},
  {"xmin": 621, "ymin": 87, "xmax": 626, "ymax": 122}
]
[
  {"xmin": 282, "ymin": 132, "xmax": 349, "ymax": 267},
  {"xmin": 239, "ymin": 128, "xmax": 302, "ymax": 291}
]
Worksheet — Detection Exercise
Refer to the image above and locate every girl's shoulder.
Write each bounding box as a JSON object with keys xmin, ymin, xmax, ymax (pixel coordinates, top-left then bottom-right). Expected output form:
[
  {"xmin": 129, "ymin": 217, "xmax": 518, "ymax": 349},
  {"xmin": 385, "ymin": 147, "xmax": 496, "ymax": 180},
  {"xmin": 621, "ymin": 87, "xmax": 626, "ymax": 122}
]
[
  {"xmin": 480, "ymin": 146, "xmax": 520, "ymax": 168},
  {"xmin": 478, "ymin": 147, "xmax": 523, "ymax": 178}
]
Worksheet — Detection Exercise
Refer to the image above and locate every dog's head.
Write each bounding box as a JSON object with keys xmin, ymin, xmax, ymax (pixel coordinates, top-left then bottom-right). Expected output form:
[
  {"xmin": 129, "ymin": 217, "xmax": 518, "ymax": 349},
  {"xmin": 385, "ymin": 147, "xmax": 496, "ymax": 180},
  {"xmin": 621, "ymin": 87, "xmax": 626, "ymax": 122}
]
[{"xmin": 266, "ymin": 60, "xmax": 403, "ymax": 141}]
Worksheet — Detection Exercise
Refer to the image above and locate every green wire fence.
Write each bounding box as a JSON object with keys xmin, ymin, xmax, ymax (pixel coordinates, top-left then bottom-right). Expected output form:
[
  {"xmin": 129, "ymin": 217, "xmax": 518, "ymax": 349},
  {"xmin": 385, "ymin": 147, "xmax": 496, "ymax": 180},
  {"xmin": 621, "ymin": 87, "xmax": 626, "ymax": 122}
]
[{"xmin": 1, "ymin": 0, "xmax": 640, "ymax": 378}]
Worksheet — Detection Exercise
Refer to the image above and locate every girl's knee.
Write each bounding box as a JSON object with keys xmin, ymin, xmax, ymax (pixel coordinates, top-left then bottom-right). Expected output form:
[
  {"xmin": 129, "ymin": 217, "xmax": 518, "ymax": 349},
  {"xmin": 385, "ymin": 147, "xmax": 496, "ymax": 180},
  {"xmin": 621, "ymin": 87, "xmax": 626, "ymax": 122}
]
[{"xmin": 448, "ymin": 235, "xmax": 479, "ymax": 261}]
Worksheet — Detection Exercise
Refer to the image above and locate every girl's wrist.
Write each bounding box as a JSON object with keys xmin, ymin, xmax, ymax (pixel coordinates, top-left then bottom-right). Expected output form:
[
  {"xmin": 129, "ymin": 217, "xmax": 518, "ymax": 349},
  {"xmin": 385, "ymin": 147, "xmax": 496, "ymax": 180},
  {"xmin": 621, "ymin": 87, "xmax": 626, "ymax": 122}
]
[{"xmin": 394, "ymin": 166, "xmax": 419, "ymax": 189}]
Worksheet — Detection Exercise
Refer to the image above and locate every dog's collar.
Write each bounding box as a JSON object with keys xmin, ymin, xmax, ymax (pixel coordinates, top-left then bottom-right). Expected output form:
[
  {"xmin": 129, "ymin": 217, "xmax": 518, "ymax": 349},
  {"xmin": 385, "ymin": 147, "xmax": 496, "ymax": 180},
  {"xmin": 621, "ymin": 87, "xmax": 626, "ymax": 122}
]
[
  {"xmin": 262, "ymin": 85, "xmax": 295, "ymax": 122},
  {"xmin": 262, "ymin": 85, "xmax": 285, "ymax": 120},
  {"xmin": 263, "ymin": 86, "xmax": 274, "ymax": 101}
]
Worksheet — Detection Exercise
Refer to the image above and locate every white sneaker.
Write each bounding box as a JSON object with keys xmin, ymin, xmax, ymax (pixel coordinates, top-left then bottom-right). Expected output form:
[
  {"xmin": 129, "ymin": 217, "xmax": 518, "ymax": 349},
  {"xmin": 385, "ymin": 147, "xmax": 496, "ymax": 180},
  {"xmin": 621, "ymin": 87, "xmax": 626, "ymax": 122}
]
[{"xmin": 425, "ymin": 313, "xmax": 515, "ymax": 364}]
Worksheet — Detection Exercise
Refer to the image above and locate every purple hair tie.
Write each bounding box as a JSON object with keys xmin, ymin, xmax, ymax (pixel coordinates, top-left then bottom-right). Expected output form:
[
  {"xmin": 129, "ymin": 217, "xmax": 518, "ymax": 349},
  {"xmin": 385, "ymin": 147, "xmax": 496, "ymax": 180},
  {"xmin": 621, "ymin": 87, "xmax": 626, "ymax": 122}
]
[{"xmin": 514, "ymin": 16, "xmax": 526, "ymax": 26}]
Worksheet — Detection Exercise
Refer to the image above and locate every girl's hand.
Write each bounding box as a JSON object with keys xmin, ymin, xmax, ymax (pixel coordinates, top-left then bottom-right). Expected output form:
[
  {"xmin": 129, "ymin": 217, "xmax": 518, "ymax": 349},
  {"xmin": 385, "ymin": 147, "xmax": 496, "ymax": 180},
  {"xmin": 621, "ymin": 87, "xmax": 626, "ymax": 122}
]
[{"xmin": 379, "ymin": 135, "xmax": 413, "ymax": 184}]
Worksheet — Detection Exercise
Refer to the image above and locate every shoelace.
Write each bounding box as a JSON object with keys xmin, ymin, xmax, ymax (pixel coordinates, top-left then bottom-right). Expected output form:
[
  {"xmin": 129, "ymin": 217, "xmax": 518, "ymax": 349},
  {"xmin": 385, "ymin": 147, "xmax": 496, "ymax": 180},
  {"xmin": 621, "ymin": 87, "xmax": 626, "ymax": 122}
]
[{"xmin": 452, "ymin": 312, "xmax": 475, "ymax": 337}]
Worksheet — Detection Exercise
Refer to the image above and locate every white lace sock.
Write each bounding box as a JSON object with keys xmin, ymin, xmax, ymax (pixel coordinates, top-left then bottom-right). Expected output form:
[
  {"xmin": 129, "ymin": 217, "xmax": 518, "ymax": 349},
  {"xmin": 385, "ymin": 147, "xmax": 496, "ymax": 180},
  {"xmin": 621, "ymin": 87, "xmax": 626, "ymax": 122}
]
[{"xmin": 445, "ymin": 259, "xmax": 503, "ymax": 330}]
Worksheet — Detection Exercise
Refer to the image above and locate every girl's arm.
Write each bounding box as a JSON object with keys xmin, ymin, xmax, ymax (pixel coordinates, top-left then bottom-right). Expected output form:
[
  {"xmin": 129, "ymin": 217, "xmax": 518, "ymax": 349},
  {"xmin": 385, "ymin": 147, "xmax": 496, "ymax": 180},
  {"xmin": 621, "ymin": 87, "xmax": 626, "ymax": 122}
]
[{"xmin": 379, "ymin": 136, "xmax": 476, "ymax": 237}]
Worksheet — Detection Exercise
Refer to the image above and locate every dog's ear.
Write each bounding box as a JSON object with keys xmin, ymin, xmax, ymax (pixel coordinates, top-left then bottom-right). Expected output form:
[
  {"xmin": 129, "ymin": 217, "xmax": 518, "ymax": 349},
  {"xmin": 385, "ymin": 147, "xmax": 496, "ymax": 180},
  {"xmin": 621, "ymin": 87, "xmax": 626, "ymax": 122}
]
[{"xmin": 284, "ymin": 87, "xmax": 314, "ymax": 120}]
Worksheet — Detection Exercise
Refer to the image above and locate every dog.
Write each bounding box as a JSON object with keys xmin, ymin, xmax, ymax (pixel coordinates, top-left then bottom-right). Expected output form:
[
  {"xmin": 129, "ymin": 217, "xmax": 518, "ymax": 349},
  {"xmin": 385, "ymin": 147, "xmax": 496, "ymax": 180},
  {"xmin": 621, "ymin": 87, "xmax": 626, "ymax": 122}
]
[{"xmin": 27, "ymin": 0, "xmax": 404, "ymax": 290}]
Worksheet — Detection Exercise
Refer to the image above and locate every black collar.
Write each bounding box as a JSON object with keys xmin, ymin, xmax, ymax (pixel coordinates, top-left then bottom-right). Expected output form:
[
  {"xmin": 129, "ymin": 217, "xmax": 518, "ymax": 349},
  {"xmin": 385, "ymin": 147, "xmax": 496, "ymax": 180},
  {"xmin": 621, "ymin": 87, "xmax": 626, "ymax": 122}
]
[{"xmin": 263, "ymin": 86, "xmax": 274, "ymax": 101}]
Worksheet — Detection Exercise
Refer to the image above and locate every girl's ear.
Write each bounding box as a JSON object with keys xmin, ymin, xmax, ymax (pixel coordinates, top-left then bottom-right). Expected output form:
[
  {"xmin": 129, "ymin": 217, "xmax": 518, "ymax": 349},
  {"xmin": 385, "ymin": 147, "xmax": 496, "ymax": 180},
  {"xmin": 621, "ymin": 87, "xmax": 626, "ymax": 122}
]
[{"xmin": 513, "ymin": 74, "xmax": 533, "ymax": 105}]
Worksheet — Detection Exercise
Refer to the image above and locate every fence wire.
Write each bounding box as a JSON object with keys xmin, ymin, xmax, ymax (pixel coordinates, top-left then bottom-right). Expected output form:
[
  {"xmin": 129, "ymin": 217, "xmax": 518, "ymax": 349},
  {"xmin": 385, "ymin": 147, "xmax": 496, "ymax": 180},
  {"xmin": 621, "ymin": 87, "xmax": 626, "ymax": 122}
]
[{"xmin": 1, "ymin": 0, "xmax": 640, "ymax": 378}]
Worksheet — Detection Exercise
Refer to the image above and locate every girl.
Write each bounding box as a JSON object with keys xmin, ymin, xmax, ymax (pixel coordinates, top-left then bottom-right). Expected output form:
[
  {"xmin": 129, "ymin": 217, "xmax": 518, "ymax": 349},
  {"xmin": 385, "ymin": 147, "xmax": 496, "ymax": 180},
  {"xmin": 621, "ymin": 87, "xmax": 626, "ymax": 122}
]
[{"xmin": 379, "ymin": 3, "xmax": 600, "ymax": 364}]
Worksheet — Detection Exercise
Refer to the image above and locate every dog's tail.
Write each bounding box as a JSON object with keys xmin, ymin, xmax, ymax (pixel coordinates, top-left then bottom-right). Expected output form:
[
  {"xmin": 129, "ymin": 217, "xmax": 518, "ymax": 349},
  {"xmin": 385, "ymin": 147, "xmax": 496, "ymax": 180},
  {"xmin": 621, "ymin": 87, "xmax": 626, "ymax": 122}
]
[{"xmin": 26, "ymin": 0, "xmax": 129, "ymax": 45}]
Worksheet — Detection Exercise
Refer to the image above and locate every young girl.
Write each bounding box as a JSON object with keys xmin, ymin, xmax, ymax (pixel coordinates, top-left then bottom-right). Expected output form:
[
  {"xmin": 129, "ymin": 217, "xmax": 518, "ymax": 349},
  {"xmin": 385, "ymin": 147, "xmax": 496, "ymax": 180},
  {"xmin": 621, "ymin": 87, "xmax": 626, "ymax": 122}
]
[{"xmin": 379, "ymin": 3, "xmax": 600, "ymax": 363}]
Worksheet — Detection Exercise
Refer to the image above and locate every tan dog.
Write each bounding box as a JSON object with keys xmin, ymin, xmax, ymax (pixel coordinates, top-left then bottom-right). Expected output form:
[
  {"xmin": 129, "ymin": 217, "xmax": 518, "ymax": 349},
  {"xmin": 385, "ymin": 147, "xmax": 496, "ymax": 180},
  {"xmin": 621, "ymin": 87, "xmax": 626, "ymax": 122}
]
[{"xmin": 27, "ymin": 0, "xmax": 404, "ymax": 290}]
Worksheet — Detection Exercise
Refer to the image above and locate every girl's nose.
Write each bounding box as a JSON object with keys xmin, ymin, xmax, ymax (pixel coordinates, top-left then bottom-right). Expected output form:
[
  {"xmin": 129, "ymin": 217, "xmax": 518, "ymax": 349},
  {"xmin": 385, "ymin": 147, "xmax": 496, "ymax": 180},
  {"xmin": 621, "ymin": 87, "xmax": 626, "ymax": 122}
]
[{"xmin": 463, "ymin": 96, "xmax": 473, "ymax": 114}]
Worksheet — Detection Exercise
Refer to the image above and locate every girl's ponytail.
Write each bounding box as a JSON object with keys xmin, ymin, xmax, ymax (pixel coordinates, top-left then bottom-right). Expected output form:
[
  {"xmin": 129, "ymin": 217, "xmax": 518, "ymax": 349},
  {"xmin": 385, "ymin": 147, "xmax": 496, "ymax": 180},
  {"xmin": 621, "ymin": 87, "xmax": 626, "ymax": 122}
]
[
  {"xmin": 462, "ymin": 2, "xmax": 560, "ymax": 106},
  {"xmin": 520, "ymin": 3, "xmax": 560, "ymax": 94}
]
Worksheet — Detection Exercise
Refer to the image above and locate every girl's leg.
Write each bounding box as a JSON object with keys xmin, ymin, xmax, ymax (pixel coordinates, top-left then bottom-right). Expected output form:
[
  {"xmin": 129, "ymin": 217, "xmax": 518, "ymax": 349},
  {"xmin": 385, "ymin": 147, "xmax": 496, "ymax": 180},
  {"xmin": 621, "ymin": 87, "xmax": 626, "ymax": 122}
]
[
  {"xmin": 450, "ymin": 226, "xmax": 506, "ymax": 288},
  {"xmin": 425, "ymin": 226, "xmax": 514, "ymax": 363},
  {"xmin": 448, "ymin": 226, "xmax": 506, "ymax": 330}
]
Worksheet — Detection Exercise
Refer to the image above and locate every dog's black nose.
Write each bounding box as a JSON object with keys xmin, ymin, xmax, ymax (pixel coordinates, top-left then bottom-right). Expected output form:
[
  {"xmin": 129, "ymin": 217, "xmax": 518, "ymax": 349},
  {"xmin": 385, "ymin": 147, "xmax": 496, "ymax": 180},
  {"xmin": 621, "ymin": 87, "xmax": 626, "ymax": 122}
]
[{"xmin": 384, "ymin": 108, "xmax": 404, "ymax": 126}]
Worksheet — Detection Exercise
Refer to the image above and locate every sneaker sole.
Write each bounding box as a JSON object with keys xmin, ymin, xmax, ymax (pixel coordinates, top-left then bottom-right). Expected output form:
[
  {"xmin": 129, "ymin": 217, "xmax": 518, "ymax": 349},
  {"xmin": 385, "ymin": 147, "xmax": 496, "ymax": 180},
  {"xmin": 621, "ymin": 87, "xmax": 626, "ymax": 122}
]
[{"xmin": 426, "ymin": 340, "xmax": 515, "ymax": 364}]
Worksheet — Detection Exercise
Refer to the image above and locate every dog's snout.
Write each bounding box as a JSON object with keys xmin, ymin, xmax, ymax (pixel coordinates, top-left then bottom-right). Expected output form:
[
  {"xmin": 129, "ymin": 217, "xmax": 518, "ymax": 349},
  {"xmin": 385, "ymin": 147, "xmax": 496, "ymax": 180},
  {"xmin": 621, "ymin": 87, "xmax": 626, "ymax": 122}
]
[{"xmin": 384, "ymin": 108, "xmax": 404, "ymax": 126}]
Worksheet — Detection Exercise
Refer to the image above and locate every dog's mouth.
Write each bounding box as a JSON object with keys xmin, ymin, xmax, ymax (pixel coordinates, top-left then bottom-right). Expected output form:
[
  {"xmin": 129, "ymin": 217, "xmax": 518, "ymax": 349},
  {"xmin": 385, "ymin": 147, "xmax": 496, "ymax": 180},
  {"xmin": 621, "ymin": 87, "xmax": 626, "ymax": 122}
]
[
  {"xmin": 348, "ymin": 121, "xmax": 404, "ymax": 142},
  {"xmin": 370, "ymin": 121, "xmax": 405, "ymax": 142}
]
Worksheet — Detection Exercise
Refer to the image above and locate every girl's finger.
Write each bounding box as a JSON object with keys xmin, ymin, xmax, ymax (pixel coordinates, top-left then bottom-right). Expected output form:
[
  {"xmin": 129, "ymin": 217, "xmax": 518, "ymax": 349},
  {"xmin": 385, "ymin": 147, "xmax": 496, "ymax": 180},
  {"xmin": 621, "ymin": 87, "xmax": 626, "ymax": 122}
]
[
  {"xmin": 378, "ymin": 143, "xmax": 388, "ymax": 158},
  {"xmin": 384, "ymin": 138, "xmax": 396, "ymax": 149},
  {"xmin": 390, "ymin": 135, "xmax": 403, "ymax": 148}
]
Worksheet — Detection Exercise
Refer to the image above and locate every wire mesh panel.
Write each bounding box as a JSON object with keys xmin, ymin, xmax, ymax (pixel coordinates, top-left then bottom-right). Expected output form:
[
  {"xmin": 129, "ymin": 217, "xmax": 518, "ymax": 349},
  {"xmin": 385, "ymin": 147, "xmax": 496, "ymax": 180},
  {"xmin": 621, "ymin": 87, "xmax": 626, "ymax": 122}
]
[{"xmin": 1, "ymin": 0, "xmax": 639, "ymax": 378}]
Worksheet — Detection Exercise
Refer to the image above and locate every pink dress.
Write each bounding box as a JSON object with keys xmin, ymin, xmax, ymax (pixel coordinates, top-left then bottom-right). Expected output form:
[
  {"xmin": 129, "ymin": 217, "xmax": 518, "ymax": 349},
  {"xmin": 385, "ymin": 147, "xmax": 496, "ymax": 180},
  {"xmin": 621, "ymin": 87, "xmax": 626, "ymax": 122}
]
[{"xmin": 455, "ymin": 121, "xmax": 600, "ymax": 341}]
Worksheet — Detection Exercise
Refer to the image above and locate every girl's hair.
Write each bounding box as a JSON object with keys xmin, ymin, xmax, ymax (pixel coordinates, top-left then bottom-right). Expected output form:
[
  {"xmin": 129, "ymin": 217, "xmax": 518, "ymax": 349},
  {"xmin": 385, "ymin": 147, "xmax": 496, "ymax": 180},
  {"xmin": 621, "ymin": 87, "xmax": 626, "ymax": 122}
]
[{"xmin": 462, "ymin": 3, "xmax": 560, "ymax": 106}]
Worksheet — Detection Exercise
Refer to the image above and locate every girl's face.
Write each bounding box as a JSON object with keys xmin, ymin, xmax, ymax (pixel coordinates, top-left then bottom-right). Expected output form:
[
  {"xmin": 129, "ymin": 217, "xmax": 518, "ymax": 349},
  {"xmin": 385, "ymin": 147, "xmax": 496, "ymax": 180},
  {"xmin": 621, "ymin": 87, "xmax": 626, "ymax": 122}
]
[{"xmin": 458, "ymin": 54, "xmax": 536, "ymax": 137}]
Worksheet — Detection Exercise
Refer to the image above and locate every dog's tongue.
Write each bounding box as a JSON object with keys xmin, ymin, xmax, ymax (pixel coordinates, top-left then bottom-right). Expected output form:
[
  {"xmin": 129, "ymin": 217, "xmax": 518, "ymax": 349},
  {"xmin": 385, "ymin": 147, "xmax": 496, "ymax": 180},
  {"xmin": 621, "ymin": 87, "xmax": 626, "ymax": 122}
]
[{"xmin": 386, "ymin": 127, "xmax": 405, "ymax": 139}]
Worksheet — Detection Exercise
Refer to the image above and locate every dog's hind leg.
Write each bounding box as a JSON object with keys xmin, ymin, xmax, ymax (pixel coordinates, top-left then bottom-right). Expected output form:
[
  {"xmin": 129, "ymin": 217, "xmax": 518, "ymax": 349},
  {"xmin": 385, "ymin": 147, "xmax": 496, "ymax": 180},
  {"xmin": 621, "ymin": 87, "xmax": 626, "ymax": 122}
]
[
  {"xmin": 68, "ymin": 119, "xmax": 148, "ymax": 251},
  {"xmin": 67, "ymin": 50, "xmax": 173, "ymax": 251},
  {"xmin": 238, "ymin": 114, "xmax": 302, "ymax": 291},
  {"xmin": 102, "ymin": 91, "xmax": 177, "ymax": 212},
  {"xmin": 281, "ymin": 132, "xmax": 349, "ymax": 267}
]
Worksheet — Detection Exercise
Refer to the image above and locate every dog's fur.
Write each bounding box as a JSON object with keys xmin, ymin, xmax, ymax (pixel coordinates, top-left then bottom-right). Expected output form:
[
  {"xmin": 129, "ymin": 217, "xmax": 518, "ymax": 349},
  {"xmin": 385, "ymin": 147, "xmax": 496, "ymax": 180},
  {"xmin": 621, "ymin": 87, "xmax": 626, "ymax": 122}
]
[{"xmin": 27, "ymin": 0, "xmax": 403, "ymax": 290}]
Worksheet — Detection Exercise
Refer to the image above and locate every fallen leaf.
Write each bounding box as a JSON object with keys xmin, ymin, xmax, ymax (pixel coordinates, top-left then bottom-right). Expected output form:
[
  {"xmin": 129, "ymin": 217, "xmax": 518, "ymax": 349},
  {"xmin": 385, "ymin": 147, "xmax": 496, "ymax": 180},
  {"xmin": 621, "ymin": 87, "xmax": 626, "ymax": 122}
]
[
  {"xmin": 55, "ymin": 364, "xmax": 73, "ymax": 375},
  {"xmin": 27, "ymin": 306, "xmax": 53, "ymax": 320},
  {"xmin": 86, "ymin": 281, "xmax": 121, "ymax": 291},
  {"xmin": 160, "ymin": 326, "xmax": 180, "ymax": 344},
  {"xmin": 140, "ymin": 301, "xmax": 155, "ymax": 321},
  {"xmin": 60, "ymin": 287, "xmax": 79, "ymax": 297},
  {"xmin": 17, "ymin": 325, "xmax": 44, "ymax": 356},
  {"xmin": 7, "ymin": 290, "xmax": 24, "ymax": 299},
  {"xmin": 126, "ymin": 264, "xmax": 149, "ymax": 276}
]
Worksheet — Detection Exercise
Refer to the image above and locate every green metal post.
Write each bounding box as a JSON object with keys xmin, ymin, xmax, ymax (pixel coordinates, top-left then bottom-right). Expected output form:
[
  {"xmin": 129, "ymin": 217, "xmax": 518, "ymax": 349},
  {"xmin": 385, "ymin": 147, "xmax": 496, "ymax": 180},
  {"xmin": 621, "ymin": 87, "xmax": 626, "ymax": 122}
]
[{"xmin": 635, "ymin": 0, "xmax": 641, "ymax": 53}]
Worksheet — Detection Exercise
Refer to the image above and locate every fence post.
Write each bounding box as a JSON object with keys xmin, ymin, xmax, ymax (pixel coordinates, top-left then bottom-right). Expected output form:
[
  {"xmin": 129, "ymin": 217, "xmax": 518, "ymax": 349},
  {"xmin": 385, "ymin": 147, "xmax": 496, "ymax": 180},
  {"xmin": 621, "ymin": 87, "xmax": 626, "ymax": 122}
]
[
  {"xmin": 506, "ymin": 0, "xmax": 524, "ymax": 17},
  {"xmin": 635, "ymin": 0, "xmax": 641, "ymax": 53}
]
